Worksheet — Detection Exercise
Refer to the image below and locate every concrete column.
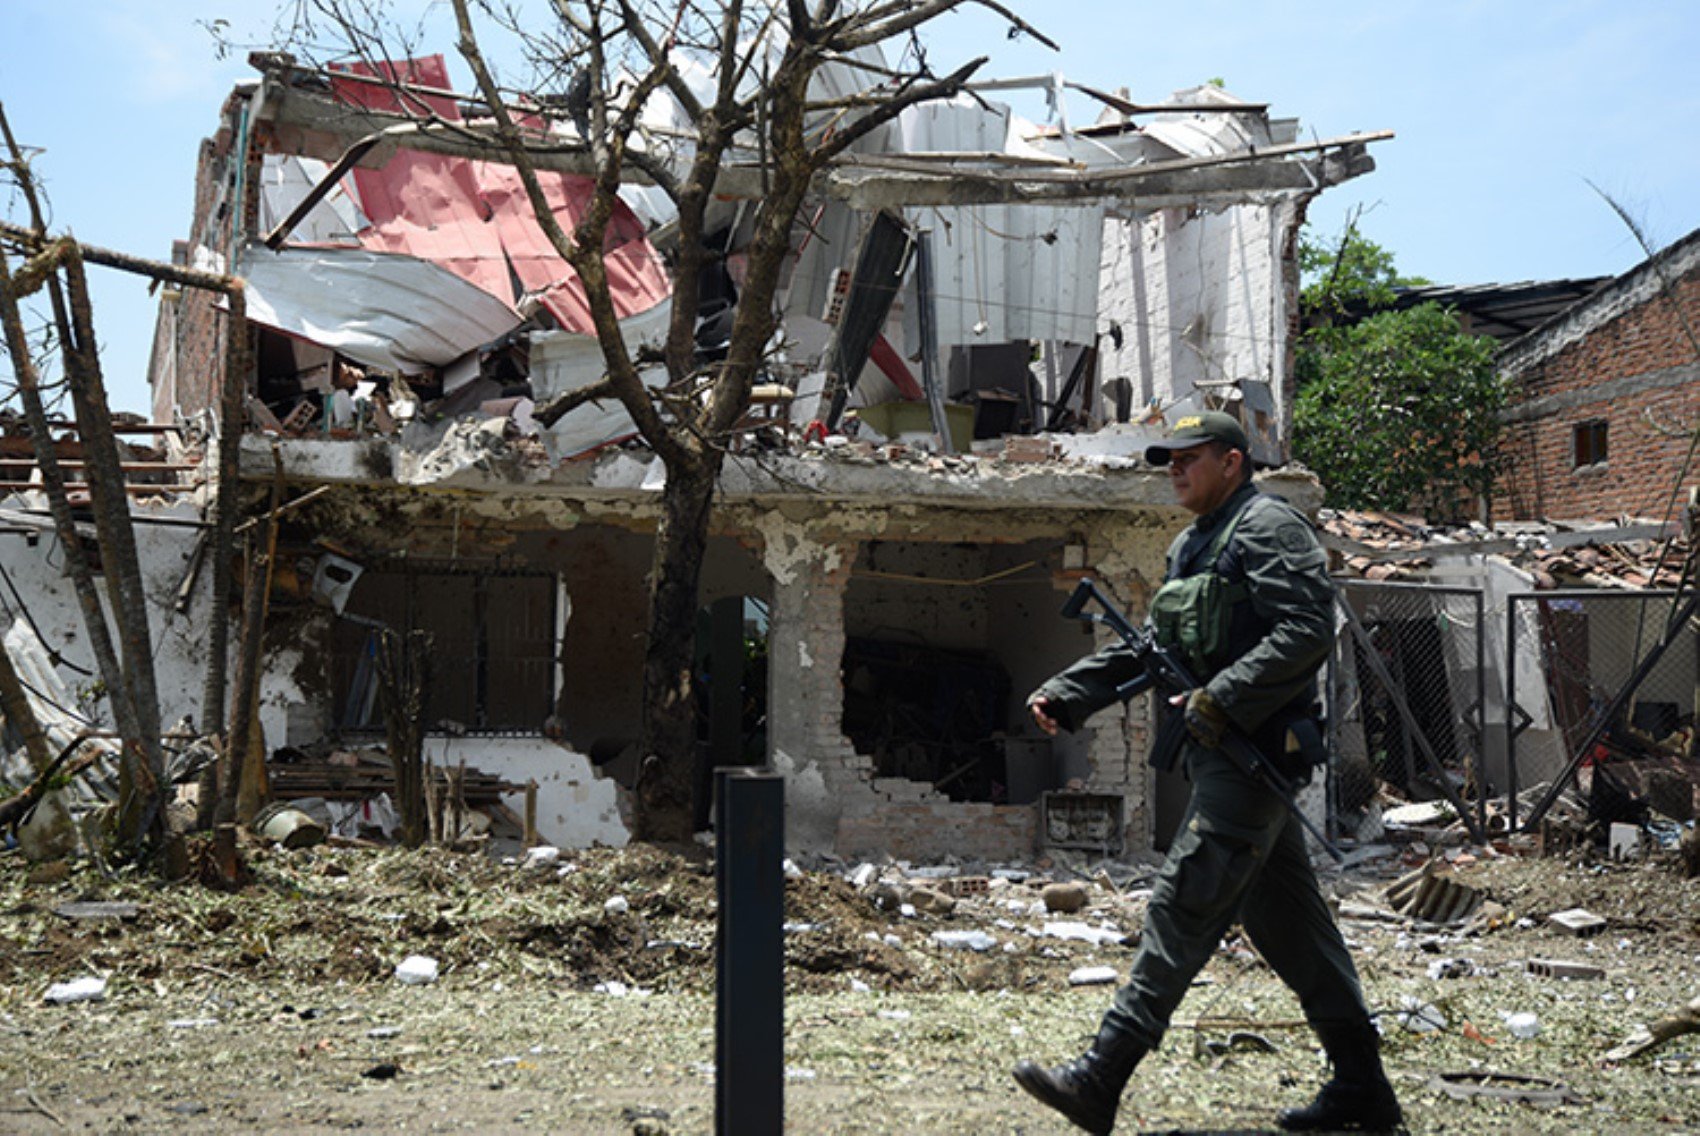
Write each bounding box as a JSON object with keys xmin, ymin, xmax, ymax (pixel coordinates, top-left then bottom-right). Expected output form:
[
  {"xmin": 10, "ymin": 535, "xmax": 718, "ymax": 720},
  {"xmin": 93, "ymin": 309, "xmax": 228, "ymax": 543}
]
[
  {"xmin": 759, "ymin": 520, "xmax": 862, "ymax": 852},
  {"xmin": 1069, "ymin": 531, "xmax": 1169, "ymax": 854}
]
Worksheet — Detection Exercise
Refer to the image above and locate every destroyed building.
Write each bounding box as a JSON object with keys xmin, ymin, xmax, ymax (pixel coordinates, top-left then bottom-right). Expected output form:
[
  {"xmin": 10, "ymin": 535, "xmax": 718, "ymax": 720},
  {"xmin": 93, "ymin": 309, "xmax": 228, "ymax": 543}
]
[{"xmin": 3, "ymin": 49, "xmax": 1384, "ymax": 858}]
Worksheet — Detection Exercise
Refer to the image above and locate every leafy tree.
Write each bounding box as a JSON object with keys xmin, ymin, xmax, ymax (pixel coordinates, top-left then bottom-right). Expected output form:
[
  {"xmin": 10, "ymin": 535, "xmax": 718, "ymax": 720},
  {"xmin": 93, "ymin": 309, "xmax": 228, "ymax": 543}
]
[
  {"xmin": 1298, "ymin": 222, "xmax": 1419, "ymax": 321},
  {"xmin": 1292, "ymin": 225, "xmax": 1505, "ymax": 521}
]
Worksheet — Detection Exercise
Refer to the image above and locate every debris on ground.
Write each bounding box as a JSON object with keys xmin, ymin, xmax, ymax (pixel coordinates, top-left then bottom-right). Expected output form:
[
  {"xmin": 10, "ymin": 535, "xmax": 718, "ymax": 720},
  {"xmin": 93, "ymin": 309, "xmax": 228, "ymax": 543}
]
[
  {"xmin": 4, "ymin": 832, "xmax": 1700, "ymax": 1132},
  {"xmin": 1603, "ymin": 994, "xmax": 1700, "ymax": 1062}
]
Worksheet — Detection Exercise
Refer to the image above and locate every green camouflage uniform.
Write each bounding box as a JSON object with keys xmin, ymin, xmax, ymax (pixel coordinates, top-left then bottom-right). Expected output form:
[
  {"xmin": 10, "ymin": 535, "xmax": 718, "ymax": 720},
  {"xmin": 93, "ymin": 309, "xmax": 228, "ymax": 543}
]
[{"xmin": 1032, "ymin": 480, "xmax": 1373, "ymax": 1051}]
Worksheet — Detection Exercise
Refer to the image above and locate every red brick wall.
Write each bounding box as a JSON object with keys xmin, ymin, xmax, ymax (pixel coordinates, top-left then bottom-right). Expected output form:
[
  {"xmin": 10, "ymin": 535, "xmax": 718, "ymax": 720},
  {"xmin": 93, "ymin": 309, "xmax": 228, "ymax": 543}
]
[
  {"xmin": 836, "ymin": 801, "xmax": 1038, "ymax": 862},
  {"xmin": 1498, "ymin": 264, "xmax": 1700, "ymax": 521},
  {"xmin": 150, "ymin": 104, "xmax": 252, "ymax": 423}
]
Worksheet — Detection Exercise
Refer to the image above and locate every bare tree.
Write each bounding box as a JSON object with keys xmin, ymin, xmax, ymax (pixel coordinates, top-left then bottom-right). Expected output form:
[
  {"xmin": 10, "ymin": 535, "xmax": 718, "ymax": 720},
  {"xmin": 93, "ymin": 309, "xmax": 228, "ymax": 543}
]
[
  {"xmin": 0, "ymin": 105, "xmax": 170, "ymax": 858},
  {"xmin": 284, "ymin": 0, "xmax": 1025, "ymax": 840}
]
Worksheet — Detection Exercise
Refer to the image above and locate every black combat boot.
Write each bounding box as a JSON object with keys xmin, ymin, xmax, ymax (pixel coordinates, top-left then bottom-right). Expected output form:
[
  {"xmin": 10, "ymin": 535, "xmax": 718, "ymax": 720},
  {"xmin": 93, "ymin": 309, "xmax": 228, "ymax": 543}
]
[
  {"xmin": 1011, "ymin": 1021, "xmax": 1145, "ymax": 1134},
  {"xmin": 1277, "ymin": 1019, "xmax": 1403, "ymax": 1132}
]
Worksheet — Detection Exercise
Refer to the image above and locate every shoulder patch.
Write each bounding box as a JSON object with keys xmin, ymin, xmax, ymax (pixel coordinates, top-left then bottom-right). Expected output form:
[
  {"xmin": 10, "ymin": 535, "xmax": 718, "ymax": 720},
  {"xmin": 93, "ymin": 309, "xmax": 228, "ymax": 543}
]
[
  {"xmin": 1276, "ymin": 523, "xmax": 1313, "ymax": 554},
  {"xmin": 1274, "ymin": 520, "xmax": 1326, "ymax": 572}
]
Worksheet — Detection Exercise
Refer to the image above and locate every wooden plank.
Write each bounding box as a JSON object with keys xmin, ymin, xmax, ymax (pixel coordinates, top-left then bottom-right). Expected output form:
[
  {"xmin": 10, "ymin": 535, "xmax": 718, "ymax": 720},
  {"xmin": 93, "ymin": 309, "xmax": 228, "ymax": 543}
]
[
  {"xmin": 0, "ymin": 482, "xmax": 202, "ymax": 496},
  {"xmin": 0, "ymin": 460, "xmax": 201, "ymax": 472}
]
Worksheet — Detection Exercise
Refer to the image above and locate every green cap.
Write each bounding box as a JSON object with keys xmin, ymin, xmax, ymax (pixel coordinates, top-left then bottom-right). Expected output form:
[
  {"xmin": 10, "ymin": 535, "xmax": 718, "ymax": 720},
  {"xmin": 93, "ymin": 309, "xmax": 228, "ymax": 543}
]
[{"xmin": 1144, "ymin": 410, "xmax": 1250, "ymax": 466}]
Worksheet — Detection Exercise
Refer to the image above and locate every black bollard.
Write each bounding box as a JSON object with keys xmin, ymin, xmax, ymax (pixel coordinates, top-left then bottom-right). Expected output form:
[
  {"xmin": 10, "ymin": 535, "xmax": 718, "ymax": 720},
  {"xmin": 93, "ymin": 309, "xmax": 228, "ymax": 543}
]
[{"xmin": 715, "ymin": 767, "xmax": 785, "ymax": 1136}]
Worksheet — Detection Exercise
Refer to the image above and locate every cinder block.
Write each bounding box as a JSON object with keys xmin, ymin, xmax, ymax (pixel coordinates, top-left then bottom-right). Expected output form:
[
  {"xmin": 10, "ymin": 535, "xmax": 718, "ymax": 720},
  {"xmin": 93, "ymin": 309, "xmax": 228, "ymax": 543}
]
[
  {"xmin": 1547, "ymin": 908, "xmax": 1608, "ymax": 937},
  {"xmin": 1525, "ymin": 958, "xmax": 1605, "ymax": 980},
  {"xmin": 940, "ymin": 876, "xmax": 991, "ymax": 897}
]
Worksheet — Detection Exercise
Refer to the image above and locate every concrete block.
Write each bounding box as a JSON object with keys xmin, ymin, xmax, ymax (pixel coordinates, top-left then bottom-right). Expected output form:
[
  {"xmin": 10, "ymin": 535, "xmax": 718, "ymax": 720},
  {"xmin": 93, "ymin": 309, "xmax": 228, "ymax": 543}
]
[
  {"xmin": 1524, "ymin": 959, "xmax": 1605, "ymax": 980},
  {"xmin": 1042, "ymin": 881, "xmax": 1090, "ymax": 913},
  {"xmin": 1547, "ymin": 908, "xmax": 1607, "ymax": 937}
]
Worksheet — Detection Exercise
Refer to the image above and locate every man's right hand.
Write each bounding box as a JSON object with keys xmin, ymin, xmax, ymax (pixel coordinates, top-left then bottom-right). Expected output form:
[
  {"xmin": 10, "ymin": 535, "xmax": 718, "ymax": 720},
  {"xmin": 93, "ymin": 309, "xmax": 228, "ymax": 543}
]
[
  {"xmin": 1181, "ymin": 688, "xmax": 1229, "ymax": 748},
  {"xmin": 1029, "ymin": 697, "xmax": 1062, "ymax": 737}
]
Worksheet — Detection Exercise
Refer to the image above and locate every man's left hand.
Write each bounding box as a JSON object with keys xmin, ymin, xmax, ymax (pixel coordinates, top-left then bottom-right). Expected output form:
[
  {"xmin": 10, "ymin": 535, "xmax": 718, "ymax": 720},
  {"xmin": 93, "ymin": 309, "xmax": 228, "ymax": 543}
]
[{"xmin": 1182, "ymin": 688, "xmax": 1229, "ymax": 748}]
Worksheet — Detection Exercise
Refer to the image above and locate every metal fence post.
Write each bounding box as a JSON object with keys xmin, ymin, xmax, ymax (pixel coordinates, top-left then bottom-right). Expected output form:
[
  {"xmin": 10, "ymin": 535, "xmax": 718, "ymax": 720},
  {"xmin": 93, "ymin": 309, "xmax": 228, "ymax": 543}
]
[
  {"xmin": 1506, "ymin": 596, "xmax": 1520, "ymax": 832},
  {"xmin": 715, "ymin": 767, "xmax": 785, "ymax": 1136}
]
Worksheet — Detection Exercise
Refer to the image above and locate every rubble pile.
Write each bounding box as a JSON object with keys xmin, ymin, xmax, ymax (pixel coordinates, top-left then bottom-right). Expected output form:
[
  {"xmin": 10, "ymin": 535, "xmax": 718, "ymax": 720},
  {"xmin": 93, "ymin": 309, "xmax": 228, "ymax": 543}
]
[{"xmin": 1324, "ymin": 508, "xmax": 1691, "ymax": 588}]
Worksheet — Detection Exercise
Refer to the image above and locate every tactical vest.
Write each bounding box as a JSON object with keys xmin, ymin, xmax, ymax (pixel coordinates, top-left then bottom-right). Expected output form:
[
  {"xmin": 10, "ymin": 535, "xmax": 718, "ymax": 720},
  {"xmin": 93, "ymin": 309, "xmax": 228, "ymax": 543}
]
[{"xmin": 1148, "ymin": 495, "xmax": 1257, "ymax": 677}]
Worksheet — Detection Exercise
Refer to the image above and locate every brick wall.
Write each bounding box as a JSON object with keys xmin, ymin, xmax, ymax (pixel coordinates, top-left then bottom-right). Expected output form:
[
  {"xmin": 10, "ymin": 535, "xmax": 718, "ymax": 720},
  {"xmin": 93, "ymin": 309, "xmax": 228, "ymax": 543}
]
[
  {"xmin": 835, "ymin": 795, "xmax": 1038, "ymax": 862},
  {"xmin": 1498, "ymin": 240, "xmax": 1700, "ymax": 521},
  {"xmin": 150, "ymin": 101, "xmax": 250, "ymax": 423}
]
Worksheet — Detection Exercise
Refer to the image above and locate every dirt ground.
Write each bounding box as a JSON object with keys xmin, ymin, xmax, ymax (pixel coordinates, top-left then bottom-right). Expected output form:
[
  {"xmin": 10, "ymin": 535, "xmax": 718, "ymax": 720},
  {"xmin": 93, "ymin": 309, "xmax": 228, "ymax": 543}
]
[{"xmin": 2, "ymin": 837, "xmax": 1699, "ymax": 1134}]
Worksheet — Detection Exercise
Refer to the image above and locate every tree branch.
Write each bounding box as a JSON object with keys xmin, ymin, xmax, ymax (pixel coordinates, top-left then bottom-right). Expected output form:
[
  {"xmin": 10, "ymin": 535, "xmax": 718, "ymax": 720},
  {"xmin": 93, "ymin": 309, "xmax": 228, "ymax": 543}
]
[
  {"xmin": 532, "ymin": 377, "xmax": 619, "ymax": 428},
  {"xmin": 813, "ymin": 56, "xmax": 985, "ymax": 163},
  {"xmin": 833, "ymin": 0, "xmax": 1057, "ymax": 53},
  {"xmin": 714, "ymin": 0, "xmax": 747, "ymax": 109},
  {"xmin": 452, "ymin": 0, "xmax": 680, "ymax": 460},
  {"xmin": 617, "ymin": 0, "xmax": 706, "ymax": 121},
  {"xmin": 789, "ymin": 0, "xmax": 813, "ymax": 41},
  {"xmin": 625, "ymin": 144, "xmax": 684, "ymax": 205}
]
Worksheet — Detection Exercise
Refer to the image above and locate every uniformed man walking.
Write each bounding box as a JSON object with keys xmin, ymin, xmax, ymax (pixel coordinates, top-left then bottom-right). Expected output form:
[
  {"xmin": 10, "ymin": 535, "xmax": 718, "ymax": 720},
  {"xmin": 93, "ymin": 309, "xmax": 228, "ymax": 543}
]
[{"xmin": 1013, "ymin": 412, "xmax": 1402, "ymax": 1134}]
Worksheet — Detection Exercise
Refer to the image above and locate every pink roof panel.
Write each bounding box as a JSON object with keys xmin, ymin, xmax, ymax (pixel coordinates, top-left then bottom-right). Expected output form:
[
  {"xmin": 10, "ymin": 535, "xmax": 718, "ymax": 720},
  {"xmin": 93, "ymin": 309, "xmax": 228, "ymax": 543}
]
[{"xmin": 328, "ymin": 57, "xmax": 670, "ymax": 330}]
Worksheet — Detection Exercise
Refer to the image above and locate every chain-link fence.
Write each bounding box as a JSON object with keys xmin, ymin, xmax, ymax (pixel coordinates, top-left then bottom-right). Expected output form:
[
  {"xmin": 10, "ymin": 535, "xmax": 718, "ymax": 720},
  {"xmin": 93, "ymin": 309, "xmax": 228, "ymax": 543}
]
[
  {"xmin": 1328, "ymin": 580, "xmax": 1487, "ymax": 840},
  {"xmin": 1506, "ymin": 589, "xmax": 1698, "ymax": 832}
]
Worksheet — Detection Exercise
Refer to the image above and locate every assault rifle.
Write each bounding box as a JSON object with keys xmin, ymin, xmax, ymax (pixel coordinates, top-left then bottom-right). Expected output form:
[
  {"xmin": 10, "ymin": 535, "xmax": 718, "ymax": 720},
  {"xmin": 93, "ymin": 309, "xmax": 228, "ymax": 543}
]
[{"xmin": 1060, "ymin": 577, "xmax": 1344, "ymax": 863}]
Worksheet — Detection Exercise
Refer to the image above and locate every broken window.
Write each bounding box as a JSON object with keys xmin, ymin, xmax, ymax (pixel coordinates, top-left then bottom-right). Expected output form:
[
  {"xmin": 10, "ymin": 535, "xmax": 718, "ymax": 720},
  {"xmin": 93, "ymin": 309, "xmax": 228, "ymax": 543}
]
[
  {"xmin": 329, "ymin": 564, "xmax": 557, "ymax": 736},
  {"xmin": 840, "ymin": 539, "xmax": 1077, "ymax": 804},
  {"xmin": 841, "ymin": 637, "xmax": 1011, "ymax": 801},
  {"xmin": 1572, "ymin": 419, "xmax": 1608, "ymax": 468}
]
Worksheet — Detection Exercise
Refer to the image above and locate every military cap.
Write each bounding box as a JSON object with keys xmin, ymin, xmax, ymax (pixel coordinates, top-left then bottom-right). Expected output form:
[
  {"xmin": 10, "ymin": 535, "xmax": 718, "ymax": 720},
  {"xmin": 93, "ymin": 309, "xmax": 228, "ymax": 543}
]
[{"xmin": 1144, "ymin": 410, "xmax": 1250, "ymax": 466}]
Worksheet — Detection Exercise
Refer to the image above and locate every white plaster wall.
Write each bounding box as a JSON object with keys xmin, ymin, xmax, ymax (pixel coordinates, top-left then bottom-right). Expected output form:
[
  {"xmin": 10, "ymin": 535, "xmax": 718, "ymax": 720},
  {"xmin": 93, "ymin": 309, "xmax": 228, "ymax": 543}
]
[
  {"xmin": 423, "ymin": 736, "xmax": 629, "ymax": 849},
  {"xmin": 0, "ymin": 499, "xmax": 358, "ymax": 775},
  {"xmin": 1098, "ymin": 201, "xmax": 1295, "ymax": 438},
  {"xmin": 0, "ymin": 501, "xmax": 219, "ymax": 734}
]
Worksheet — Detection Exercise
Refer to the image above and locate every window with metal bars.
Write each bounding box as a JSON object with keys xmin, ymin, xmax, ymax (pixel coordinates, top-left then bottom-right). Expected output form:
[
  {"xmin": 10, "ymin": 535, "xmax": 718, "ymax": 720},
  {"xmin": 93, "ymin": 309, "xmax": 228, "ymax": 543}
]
[{"xmin": 329, "ymin": 565, "xmax": 557, "ymax": 736}]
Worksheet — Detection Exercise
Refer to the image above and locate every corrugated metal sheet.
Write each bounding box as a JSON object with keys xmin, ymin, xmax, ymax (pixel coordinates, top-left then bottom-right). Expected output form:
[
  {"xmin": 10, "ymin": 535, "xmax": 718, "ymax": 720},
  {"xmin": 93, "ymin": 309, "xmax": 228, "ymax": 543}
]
[
  {"xmin": 324, "ymin": 56, "xmax": 671, "ymax": 332},
  {"xmin": 238, "ymin": 245, "xmax": 523, "ymax": 374},
  {"xmin": 896, "ymin": 96, "xmax": 1102, "ymax": 348},
  {"xmin": 532, "ymin": 302, "xmax": 672, "ymax": 460},
  {"xmin": 258, "ymin": 155, "xmax": 368, "ymax": 246},
  {"xmin": 1095, "ymin": 199, "xmax": 1298, "ymax": 439}
]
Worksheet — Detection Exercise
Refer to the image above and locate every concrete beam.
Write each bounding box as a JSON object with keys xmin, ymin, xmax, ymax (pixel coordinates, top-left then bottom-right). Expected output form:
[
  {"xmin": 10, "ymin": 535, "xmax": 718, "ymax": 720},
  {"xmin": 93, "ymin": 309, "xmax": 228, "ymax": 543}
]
[
  {"xmin": 254, "ymin": 82, "xmax": 633, "ymax": 178},
  {"xmin": 238, "ymin": 435, "xmax": 1324, "ymax": 521},
  {"xmin": 251, "ymin": 79, "xmax": 1382, "ymax": 210},
  {"xmin": 824, "ymin": 141, "xmax": 1379, "ymax": 210}
]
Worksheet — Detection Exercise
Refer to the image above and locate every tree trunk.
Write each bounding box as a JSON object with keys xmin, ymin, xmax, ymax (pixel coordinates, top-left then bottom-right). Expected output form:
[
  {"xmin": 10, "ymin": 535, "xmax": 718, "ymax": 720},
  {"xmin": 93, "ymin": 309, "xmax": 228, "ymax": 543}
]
[
  {"xmin": 57, "ymin": 251, "xmax": 167, "ymax": 847},
  {"xmin": 377, "ymin": 628, "xmax": 432, "ymax": 848},
  {"xmin": 0, "ymin": 640, "xmax": 51, "ymax": 773},
  {"xmin": 0, "ymin": 639, "xmax": 75, "ymax": 858},
  {"xmin": 0, "ymin": 248, "xmax": 155, "ymax": 856},
  {"xmin": 197, "ymin": 288, "xmax": 252, "ymax": 827},
  {"xmin": 219, "ymin": 532, "xmax": 266, "ymax": 827},
  {"xmin": 634, "ymin": 452, "xmax": 720, "ymax": 842}
]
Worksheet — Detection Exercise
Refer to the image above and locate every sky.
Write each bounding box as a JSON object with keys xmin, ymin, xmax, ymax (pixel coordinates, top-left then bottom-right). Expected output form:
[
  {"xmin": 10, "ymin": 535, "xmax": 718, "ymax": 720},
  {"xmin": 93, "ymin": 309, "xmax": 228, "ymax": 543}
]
[{"xmin": 3, "ymin": 0, "xmax": 1698, "ymax": 417}]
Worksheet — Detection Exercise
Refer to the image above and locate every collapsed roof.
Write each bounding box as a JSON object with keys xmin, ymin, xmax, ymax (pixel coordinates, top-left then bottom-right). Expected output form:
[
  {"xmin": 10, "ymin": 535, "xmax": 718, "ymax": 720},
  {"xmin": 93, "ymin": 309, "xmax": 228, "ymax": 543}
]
[{"xmin": 164, "ymin": 46, "xmax": 1385, "ymax": 467}]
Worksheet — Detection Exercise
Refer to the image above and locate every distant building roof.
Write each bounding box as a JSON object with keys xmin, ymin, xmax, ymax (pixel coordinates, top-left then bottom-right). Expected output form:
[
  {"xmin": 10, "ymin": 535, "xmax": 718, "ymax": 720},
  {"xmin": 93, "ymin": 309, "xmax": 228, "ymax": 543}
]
[
  {"xmin": 1321, "ymin": 509, "xmax": 1686, "ymax": 589},
  {"xmin": 1388, "ymin": 278, "xmax": 1612, "ymax": 342}
]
